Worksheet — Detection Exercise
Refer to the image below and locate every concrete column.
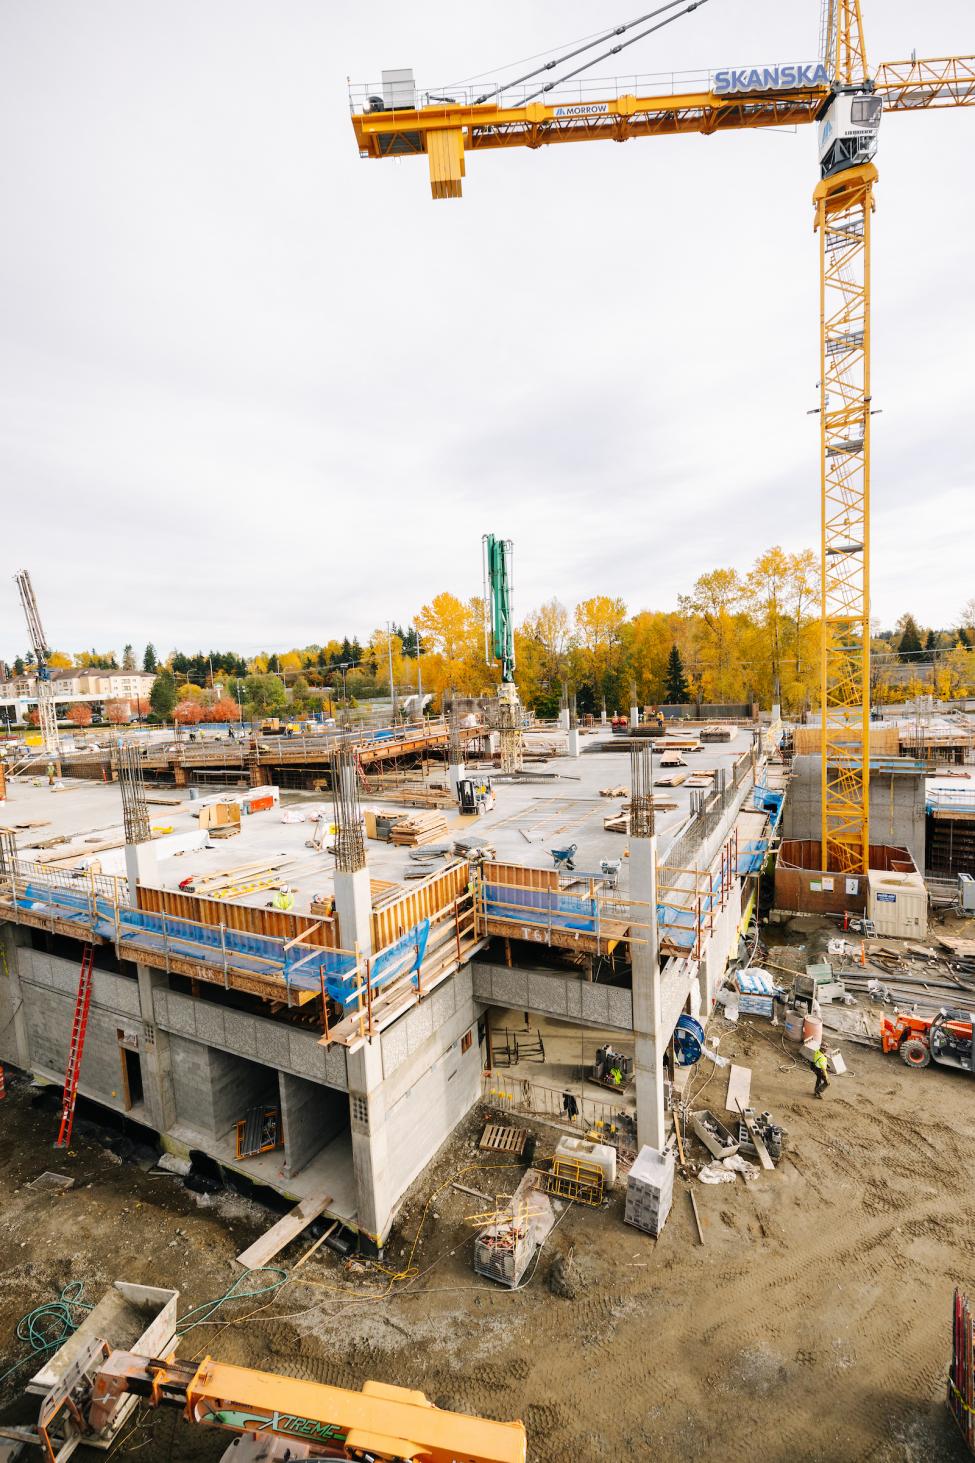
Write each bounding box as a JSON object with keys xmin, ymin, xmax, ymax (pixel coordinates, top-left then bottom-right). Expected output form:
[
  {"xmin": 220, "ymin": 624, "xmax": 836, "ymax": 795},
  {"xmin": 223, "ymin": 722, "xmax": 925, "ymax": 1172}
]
[
  {"xmin": 135, "ymin": 963, "xmax": 177, "ymax": 1132},
  {"xmin": 629, "ymin": 836, "xmax": 665, "ymax": 1152},
  {"xmin": 696, "ymin": 952, "xmax": 710, "ymax": 1020},
  {"xmin": 558, "ymin": 708, "xmax": 570, "ymax": 731},
  {"xmin": 347, "ymin": 1038, "xmax": 390, "ymax": 1256},
  {"xmin": 630, "ymin": 704, "xmax": 640, "ymax": 729},
  {"xmin": 334, "ymin": 866, "xmax": 373, "ymax": 958},
  {"xmin": 124, "ymin": 842, "xmax": 159, "ymax": 901},
  {"xmin": 447, "ymin": 761, "xmax": 465, "ymax": 797},
  {"xmin": 567, "ymin": 728, "xmax": 580, "ymax": 758},
  {"xmin": 0, "ymin": 923, "xmax": 32, "ymax": 1070}
]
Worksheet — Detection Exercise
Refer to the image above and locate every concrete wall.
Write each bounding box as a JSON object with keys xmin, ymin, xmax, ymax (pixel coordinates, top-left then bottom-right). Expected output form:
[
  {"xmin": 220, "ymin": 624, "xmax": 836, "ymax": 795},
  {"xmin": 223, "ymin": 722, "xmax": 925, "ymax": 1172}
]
[
  {"xmin": 12, "ymin": 945, "xmax": 144, "ymax": 1114},
  {"xmin": 150, "ymin": 987, "xmax": 348, "ymax": 1092},
  {"xmin": 279, "ymin": 1072, "xmax": 348, "ymax": 1179},
  {"xmin": 471, "ymin": 961, "xmax": 632, "ymax": 1032},
  {"xmin": 170, "ymin": 1038, "xmax": 275, "ymax": 1140},
  {"xmin": 783, "ymin": 755, "xmax": 926, "ymax": 865},
  {"xmin": 383, "ymin": 995, "xmax": 481, "ymax": 1204}
]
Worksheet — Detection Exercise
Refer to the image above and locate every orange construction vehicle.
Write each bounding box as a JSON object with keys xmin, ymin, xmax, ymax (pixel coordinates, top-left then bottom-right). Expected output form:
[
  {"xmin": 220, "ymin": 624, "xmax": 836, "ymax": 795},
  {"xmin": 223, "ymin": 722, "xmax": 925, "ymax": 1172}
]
[
  {"xmin": 881, "ymin": 1007, "xmax": 975, "ymax": 1074},
  {"xmin": 0, "ymin": 1337, "xmax": 527, "ymax": 1463}
]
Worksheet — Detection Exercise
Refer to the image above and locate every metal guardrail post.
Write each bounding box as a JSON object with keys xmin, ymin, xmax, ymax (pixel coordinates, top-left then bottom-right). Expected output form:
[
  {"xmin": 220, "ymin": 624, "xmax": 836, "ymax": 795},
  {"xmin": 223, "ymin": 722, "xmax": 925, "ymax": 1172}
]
[{"xmin": 220, "ymin": 924, "xmax": 228, "ymax": 988}]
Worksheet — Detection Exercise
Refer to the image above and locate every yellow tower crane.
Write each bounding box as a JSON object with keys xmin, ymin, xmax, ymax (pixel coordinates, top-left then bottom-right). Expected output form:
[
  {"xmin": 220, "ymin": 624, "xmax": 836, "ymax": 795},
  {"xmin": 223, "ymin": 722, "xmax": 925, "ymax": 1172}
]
[{"xmin": 349, "ymin": 3, "xmax": 975, "ymax": 876}]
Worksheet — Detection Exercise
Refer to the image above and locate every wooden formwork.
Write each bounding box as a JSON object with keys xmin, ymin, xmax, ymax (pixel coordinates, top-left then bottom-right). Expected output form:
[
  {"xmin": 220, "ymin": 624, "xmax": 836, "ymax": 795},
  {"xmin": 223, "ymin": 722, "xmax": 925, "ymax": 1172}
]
[
  {"xmin": 136, "ymin": 884, "xmax": 340, "ymax": 948},
  {"xmin": 370, "ymin": 861, "xmax": 470, "ymax": 950}
]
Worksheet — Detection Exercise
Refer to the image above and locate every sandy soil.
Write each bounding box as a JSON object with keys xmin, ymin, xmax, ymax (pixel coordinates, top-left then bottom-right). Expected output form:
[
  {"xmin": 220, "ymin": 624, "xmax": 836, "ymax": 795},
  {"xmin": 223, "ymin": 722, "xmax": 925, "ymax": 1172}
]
[{"xmin": 2, "ymin": 1003, "xmax": 974, "ymax": 1462}]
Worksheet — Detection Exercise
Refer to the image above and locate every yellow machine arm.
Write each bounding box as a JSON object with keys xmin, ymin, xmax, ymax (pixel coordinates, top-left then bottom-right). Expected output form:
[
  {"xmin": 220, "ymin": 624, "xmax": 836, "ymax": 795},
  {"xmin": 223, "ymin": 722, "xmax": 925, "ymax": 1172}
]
[
  {"xmin": 350, "ymin": 57, "xmax": 975, "ymax": 199},
  {"xmin": 2, "ymin": 1343, "xmax": 527, "ymax": 1463}
]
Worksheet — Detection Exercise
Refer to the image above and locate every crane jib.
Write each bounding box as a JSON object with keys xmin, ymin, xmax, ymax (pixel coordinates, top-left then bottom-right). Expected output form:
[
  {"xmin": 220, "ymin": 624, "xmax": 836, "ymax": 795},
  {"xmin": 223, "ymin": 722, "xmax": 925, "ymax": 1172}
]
[{"xmin": 713, "ymin": 62, "xmax": 831, "ymax": 96}]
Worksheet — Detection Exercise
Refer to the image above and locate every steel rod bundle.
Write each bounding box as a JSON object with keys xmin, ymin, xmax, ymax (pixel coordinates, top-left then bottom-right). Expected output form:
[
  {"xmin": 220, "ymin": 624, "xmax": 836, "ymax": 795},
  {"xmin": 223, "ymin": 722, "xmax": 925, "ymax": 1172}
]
[{"xmin": 949, "ymin": 1288, "xmax": 975, "ymax": 1453}]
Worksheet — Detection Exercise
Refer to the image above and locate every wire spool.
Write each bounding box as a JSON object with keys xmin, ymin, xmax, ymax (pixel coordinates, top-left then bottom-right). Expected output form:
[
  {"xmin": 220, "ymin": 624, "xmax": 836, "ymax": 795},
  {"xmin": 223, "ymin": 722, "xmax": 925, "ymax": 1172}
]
[{"xmin": 673, "ymin": 1013, "xmax": 706, "ymax": 1066}]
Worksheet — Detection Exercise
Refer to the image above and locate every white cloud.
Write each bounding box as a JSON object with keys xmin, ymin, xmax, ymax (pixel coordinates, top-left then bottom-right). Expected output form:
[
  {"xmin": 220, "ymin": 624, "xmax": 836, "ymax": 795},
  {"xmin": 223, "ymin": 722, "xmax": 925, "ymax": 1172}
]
[{"xmin": 1, "ymin": 0, "xmax": 972, "ymax": 658}]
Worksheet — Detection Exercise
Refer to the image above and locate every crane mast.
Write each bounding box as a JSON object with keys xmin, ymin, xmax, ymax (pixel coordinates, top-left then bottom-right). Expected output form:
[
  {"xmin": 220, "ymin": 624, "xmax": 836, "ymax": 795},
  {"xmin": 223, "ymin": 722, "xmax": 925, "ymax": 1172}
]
[
  {"xmin": 815, "ymin": 0, "xmax": 875, "ymax": 874},
  {"xmin": 14, "ymin": 569, "xmax": 61, "ymax": 761}
]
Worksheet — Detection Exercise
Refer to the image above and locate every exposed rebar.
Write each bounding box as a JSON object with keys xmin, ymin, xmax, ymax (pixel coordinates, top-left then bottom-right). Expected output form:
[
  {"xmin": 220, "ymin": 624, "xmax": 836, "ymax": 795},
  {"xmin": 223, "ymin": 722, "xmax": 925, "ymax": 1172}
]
[
  {"xmin": 630, "ymin": 744, "xmax": 655, "ymax": 839},
  {"xmin": 331, "ymin": 745, "xmax": 365, "ymax": 872},
  {"xmin": 115, "ymin": 742, "xmax": 151, "ymax": 846},
  {"xmin": 448, "ymin": 709, "xmax": 463, "ymax": 768}
]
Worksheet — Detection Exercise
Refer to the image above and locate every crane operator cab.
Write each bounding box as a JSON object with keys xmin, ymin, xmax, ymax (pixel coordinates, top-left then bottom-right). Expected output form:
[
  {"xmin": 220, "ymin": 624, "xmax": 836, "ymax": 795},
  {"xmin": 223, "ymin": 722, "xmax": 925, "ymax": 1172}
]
[{"xmin": 819, "ymin": 84, "xmax": 883, "ymax": 177}]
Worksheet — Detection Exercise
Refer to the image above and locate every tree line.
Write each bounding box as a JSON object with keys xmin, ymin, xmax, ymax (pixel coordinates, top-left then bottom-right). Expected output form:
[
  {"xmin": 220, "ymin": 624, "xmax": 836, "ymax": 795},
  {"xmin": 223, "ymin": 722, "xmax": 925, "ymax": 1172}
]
[{"xmin": 6, "ymin": 560, "xmax": 975, "ymax": 722}]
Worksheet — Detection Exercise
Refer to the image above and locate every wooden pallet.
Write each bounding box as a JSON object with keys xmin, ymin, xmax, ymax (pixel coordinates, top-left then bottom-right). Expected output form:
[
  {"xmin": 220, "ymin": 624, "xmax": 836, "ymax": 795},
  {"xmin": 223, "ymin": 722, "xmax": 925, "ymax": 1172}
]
[{"xmin": 479, "ymin": 1122, "xmax": 528, "ymax": 1157}]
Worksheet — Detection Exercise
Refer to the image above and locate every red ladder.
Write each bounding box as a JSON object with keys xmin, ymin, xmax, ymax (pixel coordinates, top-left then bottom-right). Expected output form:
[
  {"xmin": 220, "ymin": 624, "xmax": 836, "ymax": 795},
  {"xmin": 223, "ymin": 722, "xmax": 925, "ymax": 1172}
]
[{"xmin": 54, "ymin": 943, "xmax": 95, "ymax": 1149}]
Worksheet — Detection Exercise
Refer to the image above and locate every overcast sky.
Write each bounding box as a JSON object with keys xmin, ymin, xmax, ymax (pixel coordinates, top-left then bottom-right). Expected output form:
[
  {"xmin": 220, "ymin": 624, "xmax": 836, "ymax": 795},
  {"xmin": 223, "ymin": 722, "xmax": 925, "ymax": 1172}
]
[{"xmin": 1, "ymin": 0, "xmax": 972, "ymax": 661}]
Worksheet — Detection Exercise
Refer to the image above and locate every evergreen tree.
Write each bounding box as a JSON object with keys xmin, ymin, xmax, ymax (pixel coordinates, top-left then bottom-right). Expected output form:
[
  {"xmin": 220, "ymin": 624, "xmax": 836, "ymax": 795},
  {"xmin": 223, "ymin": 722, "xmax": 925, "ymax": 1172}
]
[
  {"xmin": 959, "ymin": 627, "xmax": 972, "ymax": 649},
  {"xmin": 665, "ymin": 645, "xmax": 690, "ymax": 703},
  {"xmin": 897, "ymin": 614, "xmax": 924, "ymax": 662},
  {"xmin": 143, "ymin": 643, "xmax": 158, "ymax": 673},
  {"xmin": 13, "ymin": 656, "xmax": 25, "ymax": 676},
  {"xmin": 267, "ymin": 653, "xmax": 281, "ymax": 673},
  {"xmin": 924, "ymin": 628, "xmax": 938, "ymax": 663},
  {"xmin": 122, "ymin": 643, "xmax": 136, "ymax": 670},
  {"xmin": 149, "ymin": 670, "xmax": 177, "ymax": 719}
]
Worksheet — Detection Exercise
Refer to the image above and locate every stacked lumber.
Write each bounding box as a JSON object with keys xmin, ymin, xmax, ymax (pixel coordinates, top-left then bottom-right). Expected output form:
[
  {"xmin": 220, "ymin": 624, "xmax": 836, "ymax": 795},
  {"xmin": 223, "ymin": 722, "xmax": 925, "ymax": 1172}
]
[
  {"xmin": 604, "ymin": 797, "xmax": 680, "ymax": 833},
  {"xmin": 599, "ymin": 785, "xmax": 629, "ymax": 798},
  {"xmin": 390, "ymin": 812, "xmax": 451, "ymax": 847},
  {"xmin": 654, "ymin": 773, "xmax": 688, "ymax": 787}
]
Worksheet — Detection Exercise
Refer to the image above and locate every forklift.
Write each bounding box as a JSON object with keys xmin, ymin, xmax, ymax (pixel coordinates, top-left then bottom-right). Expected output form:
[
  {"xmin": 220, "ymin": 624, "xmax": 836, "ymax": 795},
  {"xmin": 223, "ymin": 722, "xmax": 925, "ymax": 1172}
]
[
  {"xmin": 882, "ymin": 1007, "xmax": 975, "ymax": 1073},
  {"xmin": 458, "ymin": 775, "xmax": 495, "ymax": 816}
]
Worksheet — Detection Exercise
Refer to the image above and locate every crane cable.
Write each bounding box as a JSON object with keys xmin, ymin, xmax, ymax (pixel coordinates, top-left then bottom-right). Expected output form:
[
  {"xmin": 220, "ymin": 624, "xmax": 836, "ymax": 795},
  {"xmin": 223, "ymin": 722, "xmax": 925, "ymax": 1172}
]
[{"xmin": 474, "ymin": 0, "xmax": 713, "ymax": 107}]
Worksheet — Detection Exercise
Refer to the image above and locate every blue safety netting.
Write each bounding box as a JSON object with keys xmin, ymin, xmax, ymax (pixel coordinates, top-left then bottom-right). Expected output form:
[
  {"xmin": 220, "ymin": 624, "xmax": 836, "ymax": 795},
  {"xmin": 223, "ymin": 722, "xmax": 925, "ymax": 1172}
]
[
  {"xmin": 13, "ymin": 883, "xmax": 358, "ymax": 988},
  {"xmin": 482, "ymin": 882, "xmax": 599, "ymax": 934},
  {"xmin": 14, "ymin": 880, "xmax": 436, "ymax": 1013}
]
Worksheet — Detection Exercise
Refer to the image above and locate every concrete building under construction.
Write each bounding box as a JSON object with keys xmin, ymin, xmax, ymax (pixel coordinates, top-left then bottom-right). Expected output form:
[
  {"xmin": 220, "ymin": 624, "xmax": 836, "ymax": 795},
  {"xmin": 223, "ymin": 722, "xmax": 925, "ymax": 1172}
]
[{"xmin": 0, "ymin": 713, "xmax": 776, "ymax": 1255}]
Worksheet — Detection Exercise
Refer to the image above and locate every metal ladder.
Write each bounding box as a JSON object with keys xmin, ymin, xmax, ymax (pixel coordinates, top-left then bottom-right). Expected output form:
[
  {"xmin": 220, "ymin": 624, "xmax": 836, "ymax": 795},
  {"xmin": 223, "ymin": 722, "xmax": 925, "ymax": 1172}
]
[{"xmin": 54, "ymin": 943, "xmax": 95, "ymax": 1149}]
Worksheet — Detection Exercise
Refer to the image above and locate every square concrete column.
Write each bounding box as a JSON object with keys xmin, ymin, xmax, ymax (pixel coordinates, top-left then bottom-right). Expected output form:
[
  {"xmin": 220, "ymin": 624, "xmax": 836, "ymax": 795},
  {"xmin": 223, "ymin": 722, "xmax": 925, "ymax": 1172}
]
[
  {"xmin": 558, "ymin": 708, "xmax": 570, "ymax": 731},
  {"xmin": 135, "ymin": 963, "xmax": 177, "ymax": 1132},
  {"xmin": 346, "ymin": 1037, "xmax": 391, "ymax": 1256},
  {"xmin": 629, "ymin": 836, "xmax": 665, "ymax": 1152},
  {"xmin": 334, "ymin": 867, "xmax": 373, "ymax": 959},
  {"xmin": 447, "ymin": 762, "xmax": 465, "ymax": 797},
  {"xmin": 630, "ymin": 704, "xmax": 640, "ymax": 728},
  {"xmin": 124, "ymin": 842, "xmax": 159, "ymax": 901}
]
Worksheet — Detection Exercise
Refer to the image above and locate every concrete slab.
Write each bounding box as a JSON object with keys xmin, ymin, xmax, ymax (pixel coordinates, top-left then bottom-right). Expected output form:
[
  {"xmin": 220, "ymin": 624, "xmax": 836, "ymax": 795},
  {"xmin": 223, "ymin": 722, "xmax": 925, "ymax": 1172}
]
[{"xmin": 2, "ymin": 730, "xmax": 755, "ymax": 917}]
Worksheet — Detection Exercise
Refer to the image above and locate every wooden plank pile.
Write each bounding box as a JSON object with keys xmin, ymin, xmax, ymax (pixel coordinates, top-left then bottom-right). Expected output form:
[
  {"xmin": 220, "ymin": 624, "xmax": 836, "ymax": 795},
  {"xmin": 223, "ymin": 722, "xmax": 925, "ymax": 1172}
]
[{"xmin": 389, "ymin": 811, "xmax": 451, "ymax": 847}]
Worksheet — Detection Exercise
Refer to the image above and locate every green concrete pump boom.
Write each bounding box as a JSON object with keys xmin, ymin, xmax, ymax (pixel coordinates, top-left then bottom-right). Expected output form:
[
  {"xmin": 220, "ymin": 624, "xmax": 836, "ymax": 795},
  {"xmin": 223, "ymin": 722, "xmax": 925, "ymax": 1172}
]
[{"xmin": 482, "ymin": 533, "xmax": 515, "ymax": 684}]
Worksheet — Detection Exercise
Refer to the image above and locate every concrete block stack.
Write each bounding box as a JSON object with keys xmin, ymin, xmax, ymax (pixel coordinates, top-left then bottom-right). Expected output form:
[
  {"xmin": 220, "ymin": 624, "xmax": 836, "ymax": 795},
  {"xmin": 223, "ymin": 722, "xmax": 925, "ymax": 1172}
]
[{"xmin": 624, "ymin": 1144, "xmax": 675, "ymax": 1237}]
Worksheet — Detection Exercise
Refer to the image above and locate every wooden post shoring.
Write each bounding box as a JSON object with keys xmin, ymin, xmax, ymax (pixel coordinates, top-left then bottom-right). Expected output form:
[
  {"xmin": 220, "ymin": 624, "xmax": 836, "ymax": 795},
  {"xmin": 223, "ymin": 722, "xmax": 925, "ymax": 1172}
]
[
  {"xmin": 355, "ymin": 942, "xmax": 364, "ymax": 1039},
  {"xmin": 504, "ymin": 936, "xmax": 512, "ymax": 968},
  {"xmin": 358, "ymin": 948, "xmax": 370, "ymax": 1041}
]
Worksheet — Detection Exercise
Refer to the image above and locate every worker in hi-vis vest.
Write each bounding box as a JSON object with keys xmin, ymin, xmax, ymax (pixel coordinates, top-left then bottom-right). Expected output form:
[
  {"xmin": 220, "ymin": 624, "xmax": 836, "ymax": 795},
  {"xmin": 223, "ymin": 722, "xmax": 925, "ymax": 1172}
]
[{"xmin": 810, "ymin": 1046, "xmax": 830, "ymax": 1099}]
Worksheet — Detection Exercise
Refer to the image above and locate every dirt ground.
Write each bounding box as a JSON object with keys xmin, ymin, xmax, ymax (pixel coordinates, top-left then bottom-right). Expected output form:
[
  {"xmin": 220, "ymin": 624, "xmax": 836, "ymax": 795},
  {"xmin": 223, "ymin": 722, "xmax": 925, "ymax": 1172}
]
[{"xmin": 2, "ymin": 1002, "xmax": 975, "ymax": 1462}]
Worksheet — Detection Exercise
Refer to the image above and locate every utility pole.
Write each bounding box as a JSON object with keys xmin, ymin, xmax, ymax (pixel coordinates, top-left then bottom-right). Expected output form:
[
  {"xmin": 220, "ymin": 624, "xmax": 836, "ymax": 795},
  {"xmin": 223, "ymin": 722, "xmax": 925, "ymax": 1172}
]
[
  {"xmin": 386, "ymin": 622, "xmax": 398, "ymax": 721},
  {"xmin": 416, "ymin": 628, "xmax": 423, "ymax": 713}
]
